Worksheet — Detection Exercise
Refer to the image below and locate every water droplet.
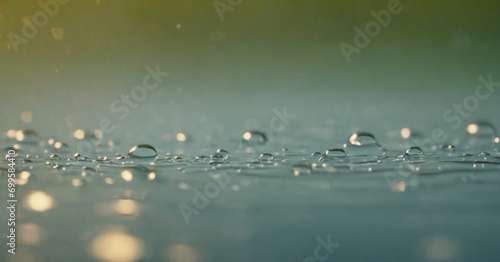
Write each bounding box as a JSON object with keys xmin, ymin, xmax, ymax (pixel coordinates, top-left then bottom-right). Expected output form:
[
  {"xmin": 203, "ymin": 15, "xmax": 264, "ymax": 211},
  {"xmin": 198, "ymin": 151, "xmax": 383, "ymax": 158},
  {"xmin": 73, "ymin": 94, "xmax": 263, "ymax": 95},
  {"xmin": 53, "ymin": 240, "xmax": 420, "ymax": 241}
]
[
  {"xmin": 50, "ymin": 154, "xmax": 60, "ymax": 160},
  {"xmin": 292, "ymin": 163, "xmax": 311, "ymax": 176},
  {"xmin": 242, "ymin": 131, "xmax": 267, "ymax": 146},
  {"xmin": 215, "ymin": 149, "xmax": 229, "ymax": 160},
  {"xmin": 405, "ymin": 146, "xmax": 424, "ymax": 158},
  {"xmin": 311, "ymin": 152, "xmax": 322, "ymax": 157},
  {"xmin": 259, "ymin": 153, "xmax": 274, "ymax": 162},
  {"xmin": 325, "ymin": 148, "xmax": 346, "ymax": 157},
  {"xmin": 127, "ymin": 144, "xmax": 158, "ymax": 165},
  {"xmin": 73, "ymin": 153, "xmax": 87, "ymax": 161},
  {"xmin": 440, "ymin": 144, "xmax": 455, "ymax": 151},
  {"xmin": 345, "ymin": 132, "xmax": 384, "ymax": 156},
  {"xmin": 349, "ymin": 132, "xmax": 378, "ymax": 146},
  {"xmin": 15, "ymin": 129, "xmax": 40, "ymax": 144}
]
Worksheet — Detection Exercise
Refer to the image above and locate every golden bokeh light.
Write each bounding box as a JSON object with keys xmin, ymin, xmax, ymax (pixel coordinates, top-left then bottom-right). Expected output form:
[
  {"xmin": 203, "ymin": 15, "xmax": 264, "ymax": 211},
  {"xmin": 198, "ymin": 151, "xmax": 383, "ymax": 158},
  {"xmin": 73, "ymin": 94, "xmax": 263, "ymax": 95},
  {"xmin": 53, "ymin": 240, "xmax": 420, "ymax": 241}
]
[
  {"xmin": 423, "ymin": 236, "xmax": 458, "ymax": 261},
  {"xmin": 104, "ymin": 178, "xmax": 115, "ymax": 185},
  {"xmin": 176, "ymin": 132, "xmax": 187, "ymax": 142},
  {"xmin": 121, "ymin": 170, "xmax": 133, "ymax": 182},
  {"xmin": 164, "ymin": 244, "xmax": 200, "ymax": 262},
  {"xmin": 89, "ymin": 231, "xmax": 144, "ymax": 262},
  {"xmin": 73, "ymin": 129, "xmax": 85, "ymax": 140},
  {"xmin": 51, "ymin": 27, "xmax": 64, "ymax": 40},
  {"xmin": 391, "ymin": 182, "xmax": 406, "ymax": 192},
  {"xmin": 113, "ymin": 199, "xmax": 140, "ymax": 217},
  {"xmin": 21, "ymin": 111, "xmax": 32, "ymax": 123},
  {"xmin": 72, "ymin": 179, "xmax": 83, "ymax": 187},
  {"xmin": 7, "ymin": 129, "xmax": 17, "ymax": 138},
  {"xmin": 400, "ymin": 128, "xmax": 411, "ymax": 139},
  {"xmin": 467, "ymin": 123, "xmax": 478, "ymax": 135},
  {"xmin": 24, "ymin": 191, "xmax": 54, "ymax": 212},
  {"xmin": 18, "ymin": 223, "xmax": 42, "ymax": 246},
  {"xmin": 242, "ymin": 132, "xmax": 252, "ymax": 141},
  {"xmin": 147, "ymin": 172, "xmax": 156, "ymax": 181}
]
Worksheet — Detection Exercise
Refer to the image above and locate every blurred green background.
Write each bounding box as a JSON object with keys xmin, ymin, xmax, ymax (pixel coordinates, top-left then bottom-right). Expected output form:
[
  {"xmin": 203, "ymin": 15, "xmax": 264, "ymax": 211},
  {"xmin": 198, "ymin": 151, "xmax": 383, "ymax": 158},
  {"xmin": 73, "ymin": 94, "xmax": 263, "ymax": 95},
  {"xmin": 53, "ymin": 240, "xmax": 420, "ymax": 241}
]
[{"xmin": 0, "ymin": 0, "xmax": 499, "ymax": 142}]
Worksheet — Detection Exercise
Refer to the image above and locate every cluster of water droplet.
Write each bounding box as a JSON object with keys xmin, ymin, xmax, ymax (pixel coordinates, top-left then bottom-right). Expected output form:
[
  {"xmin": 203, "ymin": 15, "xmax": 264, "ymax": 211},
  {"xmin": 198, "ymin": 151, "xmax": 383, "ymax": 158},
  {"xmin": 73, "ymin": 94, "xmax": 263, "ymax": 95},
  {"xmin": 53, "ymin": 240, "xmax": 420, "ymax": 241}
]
[{"xmin": 1, "ymin": 121, "xmax": 499, "ymax": 186}]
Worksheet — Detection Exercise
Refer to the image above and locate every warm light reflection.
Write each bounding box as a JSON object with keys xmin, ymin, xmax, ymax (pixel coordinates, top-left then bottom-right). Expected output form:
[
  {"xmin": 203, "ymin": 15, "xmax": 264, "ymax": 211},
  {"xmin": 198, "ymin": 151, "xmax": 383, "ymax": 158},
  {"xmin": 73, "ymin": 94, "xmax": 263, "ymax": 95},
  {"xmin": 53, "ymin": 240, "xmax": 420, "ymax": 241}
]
[
  {"xmin": 15, "ymin": 171, "xmax": 31, "ymax": 185},
  {"xmin": 164, "ymin": 244, "xmax": 200, "ymax": 262},
  {"xmin": 15, "ymin": 130, "xmax": 24, "ymax": 141},
  {"xmin": 21, "ymin": 111, "xmax": 32, "ymax": 123},
  {"xmin": 495, "ymin": 137, "xmax": 499, "ymax": 143},
  {"xmin": 147, "ymin": 172, "xmax": 156, "ymax": 181},
  {"xmin": 391, "ymin": 182, "xmax": 406, "ymax": 192},
  {"xmin": 72, "ymin": 179, "xmax": 83, "ymax": 187},
  {"xmin": 94, "ymin": 129, "xmax": 104, "ymax": 139},
  {"xmin": 121, "ymin": 170, "xmax": 133, "ymax": 182},
  {"xmin": 48, "ymin": 138, "xmax": 55, "ymax": 145},
  {"xmin": 467, "ymin": 123, "xmax": 478, "ymax": 134},
  {"xmin": 113, "ymin": 199, "xmax": 139, "ymax": 216},
  {"xmin": 242, "ymin": 132, "xmax": 252, "ymax": 141},
  {"xmin": 51, "ymin": 27, "xmax": 64, "ymax": 40},
  {"xmin": 104, "ymin": 178, "xmax": 115, "ymax": 185},
  {"xmin": 7, "ymin": 129, "xmax": 17, "ymax": 138},
  {"xmin": 176, "ymin": 132, "xmax": 187, "ymax": 142},
  {"xmin": 423, "ymin": 236, "xmax": 458, "ymax": 261},
  {"xmin": 73, "ymin": 129, "xmax": 85, "ymax": 140},
  {"xmin": 400, "ymin": 128, "xmax": 411, "ymax": 139},
  {"xmin": 19, "ymin": 223, "xmax": 41, "ymax": 246},
  {"xmin": 89, "ymin": 230, "xmax": 144, "ymax": 262},
  {"xmin": 54, "ymin": 142, "xmax": 64, "ymax": 149},
  {"xmin": 24, "ymin": 191, "xmax": 54, "ymax": 212}
]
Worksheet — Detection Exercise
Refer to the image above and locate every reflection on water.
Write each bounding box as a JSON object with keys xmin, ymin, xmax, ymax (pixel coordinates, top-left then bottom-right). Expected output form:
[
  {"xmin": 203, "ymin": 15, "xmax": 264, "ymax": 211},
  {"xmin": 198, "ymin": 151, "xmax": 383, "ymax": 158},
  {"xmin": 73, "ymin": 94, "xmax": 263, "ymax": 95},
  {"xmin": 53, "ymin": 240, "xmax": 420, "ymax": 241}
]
[
  {"xmin": 1, "ymin": 121, "xmax": 500, "ymax": 261},
  {"xmin": 89, "ymin": 230, "xmax": 144, "ymax": 262}
]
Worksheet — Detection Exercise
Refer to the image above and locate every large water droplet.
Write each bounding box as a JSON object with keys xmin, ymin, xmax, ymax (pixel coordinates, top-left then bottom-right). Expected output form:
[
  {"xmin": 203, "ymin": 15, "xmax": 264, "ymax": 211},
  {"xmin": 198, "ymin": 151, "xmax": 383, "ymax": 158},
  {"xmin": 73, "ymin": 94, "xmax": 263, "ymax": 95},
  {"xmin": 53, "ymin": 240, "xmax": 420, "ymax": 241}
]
[
  {"xmin": 259, "ymin": 153, "xmax": 274, "ymax": 162},
  {"xmin": 325, "ymin": 148, "xmax": 346, "ymax": 158},
  {"xmin": 242, "ymin": 131, "xmax": 267, "ymax": 146},
  {"xmin": 127, "ymin": 144, "xmax": 158, "ymax": 165},
  {"xmin": 405, "ymin": 146, "xmax": 423, "ymax": 158},
  {"xmin": 348, "ymin": 132, "xmax": 378, "ymax": 146},
  {"xmin": 344, "ymin": 132, "xmax": 384, "ymax": 156}
]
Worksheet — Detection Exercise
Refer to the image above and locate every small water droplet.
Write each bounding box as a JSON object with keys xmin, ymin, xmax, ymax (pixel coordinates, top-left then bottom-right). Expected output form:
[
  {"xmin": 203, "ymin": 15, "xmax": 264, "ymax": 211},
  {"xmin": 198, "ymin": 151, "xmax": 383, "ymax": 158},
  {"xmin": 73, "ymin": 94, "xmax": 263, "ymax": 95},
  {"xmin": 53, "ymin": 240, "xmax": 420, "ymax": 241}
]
[
  {"xmin": 242, "ymin": 131, "xmax": 267, "ymax": 146},
  {"xmin": 325, "ymin": 148, "xmax": 346, "ymax": 158},
  {"xmin": 259, "ymin": 153, "xmax": 274, "ymax": 162},
  {"xmin": 405, "ymin": 146, "xmax": 423, "ymax": 158},
  {"xmin": 127, "ymin": 144, "xmax": 158, "ymax": 165},
  {"xmin": 440, "ymin": 144, "xmax": 455, "ymax": 151},
  {"xmin": 311, "ymin": 152, "xmax": 322, "ymax": 157},
  {"xmin": 73, "ymin": 153, "xmax": 87, "ymax": 161},
  {"xmin": 50, "ymin": 154, "xmax": 60, "ymax": 160},
  {"xmin": 215, "ymin": 149, "xmax": 229, "ymax": 160}
]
